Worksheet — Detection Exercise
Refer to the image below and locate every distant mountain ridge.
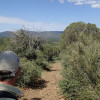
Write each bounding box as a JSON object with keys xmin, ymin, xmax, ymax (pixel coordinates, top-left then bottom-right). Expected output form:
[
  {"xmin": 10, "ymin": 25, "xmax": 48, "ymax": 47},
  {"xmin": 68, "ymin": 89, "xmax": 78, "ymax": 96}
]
[
  {"xmin": 0, "ymin": 31, "xmax": 13, "ymax": 37},
  {"xmin": 0, "ymin": 31, "xmax": 63, "ymax": 41}
]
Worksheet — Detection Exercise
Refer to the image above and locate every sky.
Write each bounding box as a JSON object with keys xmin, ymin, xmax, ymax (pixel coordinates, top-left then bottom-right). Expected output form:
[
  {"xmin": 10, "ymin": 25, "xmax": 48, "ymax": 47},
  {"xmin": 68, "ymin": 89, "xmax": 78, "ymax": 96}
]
[{"xmin": 0, "ymin": 0, "xmax": 100, "ymax": 32}]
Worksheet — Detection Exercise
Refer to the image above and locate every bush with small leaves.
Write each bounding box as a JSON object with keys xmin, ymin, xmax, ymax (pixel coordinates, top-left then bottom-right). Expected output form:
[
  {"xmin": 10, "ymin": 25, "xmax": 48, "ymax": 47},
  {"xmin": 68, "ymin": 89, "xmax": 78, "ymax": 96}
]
[
  {"xmin": 59, "ymin": 34, "xmax": 100, "ymax": 100},
  {"xmin": 16, "ymin": 58, "xmax": 42, "ymax": 87}
]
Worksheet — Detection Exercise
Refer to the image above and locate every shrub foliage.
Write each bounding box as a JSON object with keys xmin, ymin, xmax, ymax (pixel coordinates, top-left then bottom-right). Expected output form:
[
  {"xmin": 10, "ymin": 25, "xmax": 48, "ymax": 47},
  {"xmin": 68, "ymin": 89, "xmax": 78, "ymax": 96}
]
[
  {"xmin": 16, "ymin": 58, "xmax": 42, "ymax": 87},
  {"xmin": 59, "ymin": 22, "xmax": 100, "ymax": 100},
  {"xmin": 0, "ymin": 29, "xmax": 60, "ymax": 87}
]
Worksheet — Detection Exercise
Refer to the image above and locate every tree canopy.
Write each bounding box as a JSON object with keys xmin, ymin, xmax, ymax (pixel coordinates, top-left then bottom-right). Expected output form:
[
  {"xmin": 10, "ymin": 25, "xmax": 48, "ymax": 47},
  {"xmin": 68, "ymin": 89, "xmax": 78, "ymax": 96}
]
[{"xmin": 60, "ymin": 22, "xmax": 100, "ymax": 49}]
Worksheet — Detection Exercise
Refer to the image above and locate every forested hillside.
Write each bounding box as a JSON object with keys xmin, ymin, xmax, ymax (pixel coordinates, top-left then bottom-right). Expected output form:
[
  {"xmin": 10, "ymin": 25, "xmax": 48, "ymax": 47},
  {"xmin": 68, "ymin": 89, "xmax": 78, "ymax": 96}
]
[{"xmin": 0, "ymin": 31, "xmax": 62, "ymax": 42}]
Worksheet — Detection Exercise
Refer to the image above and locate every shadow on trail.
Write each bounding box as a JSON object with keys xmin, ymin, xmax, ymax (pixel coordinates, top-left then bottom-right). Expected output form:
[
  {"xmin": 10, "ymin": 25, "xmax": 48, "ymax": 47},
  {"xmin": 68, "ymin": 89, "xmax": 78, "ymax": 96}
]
[
  {"xmin": 42, "ymin": 66, "xmax": 58, "ymax": 72},
  {"xmin": 42, "ymin": 66, "xmax": 51, "ymax": 71},
  {"xmin": 31, "ymin": 98, "xmax": 41, "ymax": 100},
  {"xmin": 28, "ymin": 79, "xmax": 48, "ymax": 90},
  {"xmin": 49, "ymin": 69, "xmax": 58, "ymax": 72},
  {"xmin": 22, "ymin": 98, "xmax": 41, "ymax": 100}
]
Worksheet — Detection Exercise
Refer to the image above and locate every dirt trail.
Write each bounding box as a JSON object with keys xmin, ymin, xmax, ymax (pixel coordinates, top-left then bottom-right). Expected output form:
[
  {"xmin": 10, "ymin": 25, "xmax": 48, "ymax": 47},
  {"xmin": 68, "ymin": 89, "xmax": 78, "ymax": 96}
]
[{"xmin": 20, "ymin": 61, "xmax": 64, "ymax": 100}]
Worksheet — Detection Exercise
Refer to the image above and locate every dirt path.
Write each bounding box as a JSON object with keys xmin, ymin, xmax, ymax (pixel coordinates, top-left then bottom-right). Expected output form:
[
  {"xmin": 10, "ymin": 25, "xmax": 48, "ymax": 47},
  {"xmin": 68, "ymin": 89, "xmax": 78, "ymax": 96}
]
[{"xmin": 20, "ymin": 61, "xmax": 64, "ymax": 100}]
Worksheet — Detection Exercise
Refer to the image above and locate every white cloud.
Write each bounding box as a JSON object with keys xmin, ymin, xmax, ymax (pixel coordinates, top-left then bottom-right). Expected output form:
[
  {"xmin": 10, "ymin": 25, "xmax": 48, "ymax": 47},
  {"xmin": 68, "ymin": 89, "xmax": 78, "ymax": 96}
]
[
  {"xmin": 0, "ymin": 16, "xmax": 32, "ymax": 25},
  {"xmin": 59, "ymin": 0, "xmax": 65, "ymax": 4},
  {"xmin": 75, "ymin": 2, "xmax": 83, "ymax": 5},
  {"xmin": 91, "ymin": 3, "xmax": 100, "ymax": 8},
  {"xmin": 51, "ymin": 0, "xmax": 65, "ymax": 4},
  {"xmin": 85, "ymin": 1, "xmax": 96, "ymax": 4},
  {"xmin": 0, "ymin": 16, "xmax": 67, "ymax": 31},
  {"xmin": 67, "ymin": 0, "xmax": 100, "ymax": 8}
]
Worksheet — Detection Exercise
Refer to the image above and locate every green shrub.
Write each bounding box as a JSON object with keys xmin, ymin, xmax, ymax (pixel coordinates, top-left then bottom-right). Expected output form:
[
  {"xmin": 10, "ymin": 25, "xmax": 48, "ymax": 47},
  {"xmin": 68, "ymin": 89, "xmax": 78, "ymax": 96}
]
[
  {"xmin": 60, "ymin": 22, "xmax": 100, "ymax": 49},
  {"xmin": 43, "ymin": 44, "xmax": 60, "ymax": 62},
  {"xmin": 59, "ymin": 35, "xmax": 100, "ymax": 100},
  {"xmin": 25, "ymin": 47, "xmax": 37, "ymax": 60},
  {"xmin": 16, "ymin": 58, "xmax": 42, "ymax": 87},
  {"xmin": 35, "ymin": 50, "xmax": 49, "ymax": 70},
  {"xmin": 0, "ymin": 38, "xmax": 11, "ymax": 52}
]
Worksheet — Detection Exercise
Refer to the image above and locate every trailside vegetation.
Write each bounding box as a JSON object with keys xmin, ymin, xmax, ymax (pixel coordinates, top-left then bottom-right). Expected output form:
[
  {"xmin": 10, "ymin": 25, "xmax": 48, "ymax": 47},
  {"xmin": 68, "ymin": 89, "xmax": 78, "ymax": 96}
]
[
  {"xmin": 0, "ymin": 29, "xmax": 60, "ymax": 87},
  {"xmin": 59, "ymin": 22, "xmax": 100, "ymax": 100}
]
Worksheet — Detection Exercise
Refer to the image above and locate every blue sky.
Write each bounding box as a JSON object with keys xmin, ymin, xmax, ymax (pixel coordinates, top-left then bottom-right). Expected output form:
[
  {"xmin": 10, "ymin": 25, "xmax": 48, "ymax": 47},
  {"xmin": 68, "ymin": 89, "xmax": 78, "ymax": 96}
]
[{"xmin": 0, "ymin": 0, "xmax": 100, "ymax": 32}]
